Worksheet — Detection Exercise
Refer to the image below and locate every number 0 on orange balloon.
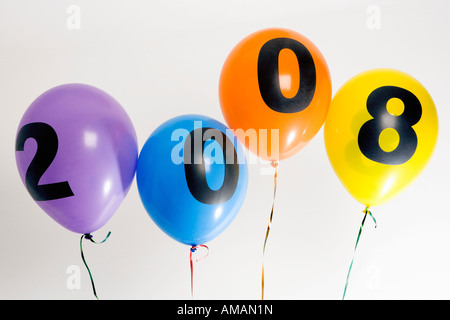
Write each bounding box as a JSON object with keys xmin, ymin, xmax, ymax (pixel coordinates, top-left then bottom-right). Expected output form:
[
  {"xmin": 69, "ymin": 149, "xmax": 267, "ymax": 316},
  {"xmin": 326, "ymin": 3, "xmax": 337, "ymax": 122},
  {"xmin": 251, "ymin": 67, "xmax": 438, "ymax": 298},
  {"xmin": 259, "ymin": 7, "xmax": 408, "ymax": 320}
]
[{"xmin": 219, "ymin": 28, "xmax": 332, "ymax": 162}]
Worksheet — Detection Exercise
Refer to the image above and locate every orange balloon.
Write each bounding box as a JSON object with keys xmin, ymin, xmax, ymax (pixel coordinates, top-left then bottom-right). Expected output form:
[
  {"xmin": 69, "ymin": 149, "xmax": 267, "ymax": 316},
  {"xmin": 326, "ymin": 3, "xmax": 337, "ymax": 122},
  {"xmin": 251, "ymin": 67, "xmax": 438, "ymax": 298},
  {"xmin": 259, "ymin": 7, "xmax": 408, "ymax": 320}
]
[{"xmin": 219, "ymin": 28, "xmax": 332, "ymax": 162}]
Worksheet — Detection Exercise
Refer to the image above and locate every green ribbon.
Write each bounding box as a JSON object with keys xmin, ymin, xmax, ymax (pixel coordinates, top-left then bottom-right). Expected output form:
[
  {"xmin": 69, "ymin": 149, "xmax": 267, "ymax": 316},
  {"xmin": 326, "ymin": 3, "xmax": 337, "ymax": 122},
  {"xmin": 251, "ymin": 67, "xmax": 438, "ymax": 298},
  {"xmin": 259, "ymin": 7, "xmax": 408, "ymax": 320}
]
[
  {"xmin": 80, "ymin": 231, "xmax": 111, "ymax": 300},
  {"xmin": 342, "ymin": 207, "xmax": 377, "ymax": 300}
]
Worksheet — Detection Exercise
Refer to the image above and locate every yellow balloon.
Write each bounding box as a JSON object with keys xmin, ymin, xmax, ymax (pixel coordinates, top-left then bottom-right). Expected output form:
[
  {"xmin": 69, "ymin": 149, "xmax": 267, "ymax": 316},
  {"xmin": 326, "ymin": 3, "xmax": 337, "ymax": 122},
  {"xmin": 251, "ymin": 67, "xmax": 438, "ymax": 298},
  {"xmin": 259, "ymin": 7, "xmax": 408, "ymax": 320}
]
[{"xmin": 324, "ymin": 69, "xmax": 438, "ymax": 207}]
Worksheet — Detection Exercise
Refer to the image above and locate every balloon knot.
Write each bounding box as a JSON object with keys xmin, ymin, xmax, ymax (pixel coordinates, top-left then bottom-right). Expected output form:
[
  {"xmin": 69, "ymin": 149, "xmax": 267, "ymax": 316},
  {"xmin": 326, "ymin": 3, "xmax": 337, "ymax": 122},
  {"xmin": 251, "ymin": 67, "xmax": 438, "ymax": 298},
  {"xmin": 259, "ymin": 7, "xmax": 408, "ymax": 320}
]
[
  {"xmin": 84, "ymin": 233, "xmax": 93, "ymax": 240},
  {"xmin": 190, "ymin": 246, "xmax": 197, "ymax": 253},
  {"xmin": 270, "ymin": 161, "xmax": 279, "ymax": 168}
]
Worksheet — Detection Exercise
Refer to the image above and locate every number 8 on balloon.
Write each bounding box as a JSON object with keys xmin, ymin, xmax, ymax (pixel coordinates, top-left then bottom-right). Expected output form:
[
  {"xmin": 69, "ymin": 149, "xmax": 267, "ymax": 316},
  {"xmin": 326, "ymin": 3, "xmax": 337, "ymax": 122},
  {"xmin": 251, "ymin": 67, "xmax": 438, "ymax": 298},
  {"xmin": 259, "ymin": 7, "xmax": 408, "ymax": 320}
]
[{"xmin": 324, "ymin": 68, "xmax": 438, "ymax": 209}]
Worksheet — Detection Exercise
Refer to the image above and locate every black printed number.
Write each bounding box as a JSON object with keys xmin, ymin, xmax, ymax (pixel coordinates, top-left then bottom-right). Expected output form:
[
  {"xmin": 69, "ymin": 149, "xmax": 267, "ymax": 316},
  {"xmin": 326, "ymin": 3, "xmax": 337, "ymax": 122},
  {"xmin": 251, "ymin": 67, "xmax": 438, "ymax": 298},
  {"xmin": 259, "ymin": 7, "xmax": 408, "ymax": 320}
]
[
  {"xmin": 184, "ymin": 128, "xmax": 239, "ymax": 205},
  {"xmin": 16, "ymin": 122, "xmax": 74, "ymax": 201},
  {"xmin": 257, "ymin": 37, "xmax": 316, "ymax": 113},
  {"xmin": 357, "ymin": 86, "xmax": 422, "ymax": 165}
]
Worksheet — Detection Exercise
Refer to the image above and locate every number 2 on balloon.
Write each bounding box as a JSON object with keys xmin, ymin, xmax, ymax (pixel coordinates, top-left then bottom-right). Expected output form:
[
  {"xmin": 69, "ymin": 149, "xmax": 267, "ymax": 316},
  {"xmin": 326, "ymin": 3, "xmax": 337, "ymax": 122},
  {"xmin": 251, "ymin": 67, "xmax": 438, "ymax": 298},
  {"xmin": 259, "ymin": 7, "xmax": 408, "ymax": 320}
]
[{"xmin": 16, "ymin": 122, "xmax": 74, "ymax": 201}]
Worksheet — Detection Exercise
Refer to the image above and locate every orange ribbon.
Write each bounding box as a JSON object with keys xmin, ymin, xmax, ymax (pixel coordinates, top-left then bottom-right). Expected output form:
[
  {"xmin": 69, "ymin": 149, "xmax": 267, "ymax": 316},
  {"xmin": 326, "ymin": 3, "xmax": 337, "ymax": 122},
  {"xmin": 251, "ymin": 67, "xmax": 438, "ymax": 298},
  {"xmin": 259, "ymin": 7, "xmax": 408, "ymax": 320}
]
[{"xmin": 262, "ymin": 161, "xmax": 278, "ymax": 300}]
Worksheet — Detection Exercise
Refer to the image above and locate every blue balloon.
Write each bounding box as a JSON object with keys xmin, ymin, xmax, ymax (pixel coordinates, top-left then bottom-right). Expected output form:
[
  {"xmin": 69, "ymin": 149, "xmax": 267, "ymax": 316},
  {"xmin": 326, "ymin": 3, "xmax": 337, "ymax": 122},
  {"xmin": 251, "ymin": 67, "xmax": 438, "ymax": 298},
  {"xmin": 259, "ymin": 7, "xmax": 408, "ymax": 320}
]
[{"xmin": 137, "ymin": 114, "xmax": 248, "ymax": 246}]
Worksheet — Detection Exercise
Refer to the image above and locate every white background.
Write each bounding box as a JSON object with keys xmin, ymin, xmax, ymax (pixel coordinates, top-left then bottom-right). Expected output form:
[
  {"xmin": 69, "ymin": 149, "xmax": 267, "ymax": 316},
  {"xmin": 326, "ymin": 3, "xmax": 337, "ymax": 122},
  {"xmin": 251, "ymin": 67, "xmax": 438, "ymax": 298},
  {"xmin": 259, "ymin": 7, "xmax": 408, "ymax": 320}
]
[{"xmin": 1, "ymin": 0, "xmax": 450, "ymax": 300}]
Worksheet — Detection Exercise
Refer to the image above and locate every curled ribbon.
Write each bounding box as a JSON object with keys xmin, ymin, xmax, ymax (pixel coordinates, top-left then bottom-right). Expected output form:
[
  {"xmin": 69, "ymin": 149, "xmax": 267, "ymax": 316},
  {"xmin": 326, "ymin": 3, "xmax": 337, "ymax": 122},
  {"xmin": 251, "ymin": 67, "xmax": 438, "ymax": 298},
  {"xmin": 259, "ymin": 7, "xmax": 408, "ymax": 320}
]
[
  {"xmin": 80, "ymin": 231, "xmax": 111, "ymax": 300},
  {"xmin": 262, "ymin": 161, "xmax": 278, "ymax": 300},
  {"xmin": 190, "ymin": 244, "xmax": 209, "ymax": 298},
  {"xmin": 342, "ymin": 207, "xmax": 377, "ymax": 299}
]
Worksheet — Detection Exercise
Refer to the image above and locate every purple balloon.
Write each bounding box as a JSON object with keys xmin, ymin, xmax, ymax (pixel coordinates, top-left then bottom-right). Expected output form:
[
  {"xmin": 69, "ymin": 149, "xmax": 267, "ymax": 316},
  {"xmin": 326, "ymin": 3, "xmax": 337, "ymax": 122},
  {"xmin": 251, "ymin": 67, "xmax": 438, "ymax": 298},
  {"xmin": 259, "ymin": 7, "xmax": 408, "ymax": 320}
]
[{"xmin": 15, "ymin": 84, "xmax": 138, "ymax": 234}]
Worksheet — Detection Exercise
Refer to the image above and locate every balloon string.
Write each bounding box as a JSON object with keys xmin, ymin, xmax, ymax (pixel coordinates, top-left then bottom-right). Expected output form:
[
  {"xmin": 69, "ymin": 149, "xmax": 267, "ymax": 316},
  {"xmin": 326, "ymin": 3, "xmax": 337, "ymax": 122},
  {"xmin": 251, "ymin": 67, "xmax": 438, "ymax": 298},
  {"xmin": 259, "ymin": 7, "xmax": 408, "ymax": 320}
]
[
  {"xmin": 190, "ymin": 244, "xmax": 209, "ymax": 298},
  {"xmin": 262, "ymin": 161, "xmax": 278, "ymax": 300},
  {"xmin": 80, "ymin": 231, "xmax": 111, "ymax": 300},
  {"xmin": 342, "ymin": 207, "xmax": 377, "ymax": 300}
]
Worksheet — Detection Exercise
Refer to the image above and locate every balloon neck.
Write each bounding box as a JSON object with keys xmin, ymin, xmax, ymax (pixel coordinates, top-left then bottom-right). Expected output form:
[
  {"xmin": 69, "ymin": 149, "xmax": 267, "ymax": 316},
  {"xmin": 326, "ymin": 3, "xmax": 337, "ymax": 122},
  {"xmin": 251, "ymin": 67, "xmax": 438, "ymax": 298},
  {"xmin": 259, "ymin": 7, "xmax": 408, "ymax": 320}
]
[{"xmin": 84, "ymin": 233, "xmax": 93, "ymax": 240}]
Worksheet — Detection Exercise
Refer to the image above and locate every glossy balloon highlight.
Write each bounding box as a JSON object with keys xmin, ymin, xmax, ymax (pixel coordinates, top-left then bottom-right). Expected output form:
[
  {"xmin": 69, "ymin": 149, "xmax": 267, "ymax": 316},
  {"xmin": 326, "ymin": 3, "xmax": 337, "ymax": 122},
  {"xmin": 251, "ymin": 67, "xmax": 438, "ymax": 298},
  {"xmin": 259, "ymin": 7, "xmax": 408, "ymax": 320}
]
[
  {"xmin": 324, "ymin": 69, "xmax": 438, "ymax": 207},
  {"xmin": 137, "ymin": 114, "xmax": 248, "ymax": 246},
  {"xmin": 15, "ymin": 84, "xmax": 138, "ymax": 234},
  {"xmin": 219, "ymin": 27, "xmax": 332, "ymax": 161}
]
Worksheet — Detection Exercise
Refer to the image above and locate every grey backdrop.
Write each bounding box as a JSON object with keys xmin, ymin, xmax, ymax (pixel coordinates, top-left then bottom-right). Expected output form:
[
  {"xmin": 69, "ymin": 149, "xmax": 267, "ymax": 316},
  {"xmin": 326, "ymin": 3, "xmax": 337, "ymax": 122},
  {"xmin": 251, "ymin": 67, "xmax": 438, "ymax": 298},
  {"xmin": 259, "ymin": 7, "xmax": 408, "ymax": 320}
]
[{"xmin": 1, "ymin": 0, "xmax": 449, "ymax": 299}]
